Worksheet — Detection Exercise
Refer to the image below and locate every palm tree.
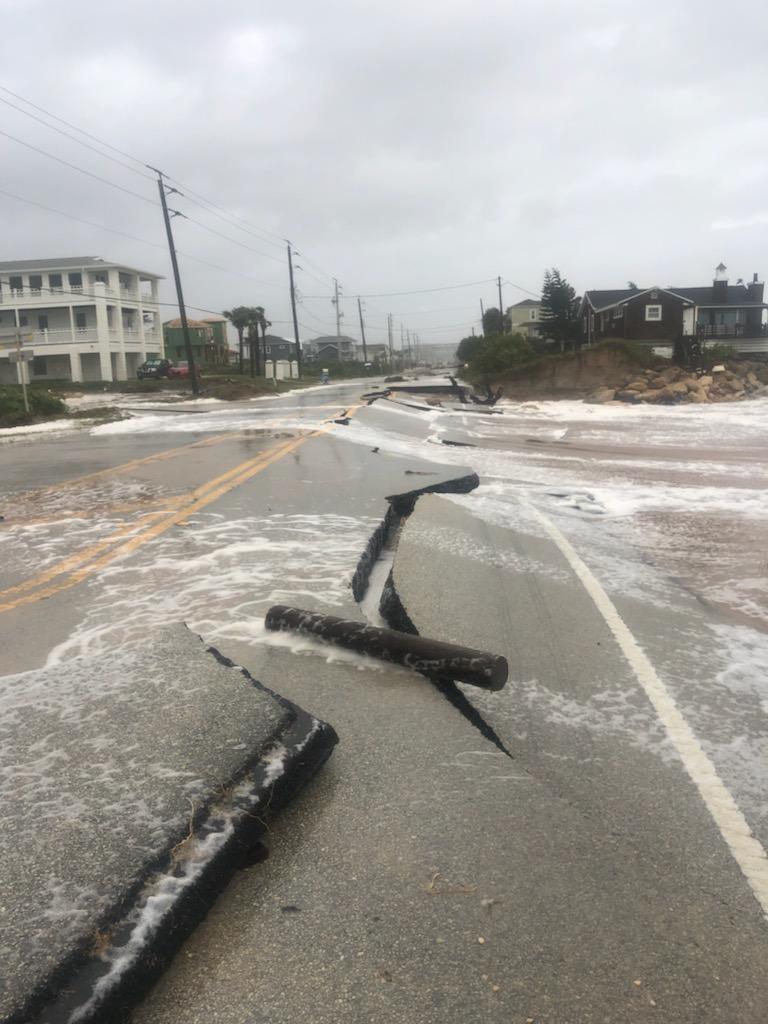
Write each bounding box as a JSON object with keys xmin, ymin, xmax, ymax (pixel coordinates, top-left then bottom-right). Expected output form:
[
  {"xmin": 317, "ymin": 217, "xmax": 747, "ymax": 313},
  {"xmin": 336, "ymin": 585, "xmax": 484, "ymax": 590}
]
[
  {"xmin": 246, "ymin": 306, "xmax": 271, "ymax": 378},
  {"xmin": 223, "ymin": 307, "xmax": 252, "ymax": 374},
  {"xmin": 255, "ymin": 306, "xmax": 272, "ymax": 377}
]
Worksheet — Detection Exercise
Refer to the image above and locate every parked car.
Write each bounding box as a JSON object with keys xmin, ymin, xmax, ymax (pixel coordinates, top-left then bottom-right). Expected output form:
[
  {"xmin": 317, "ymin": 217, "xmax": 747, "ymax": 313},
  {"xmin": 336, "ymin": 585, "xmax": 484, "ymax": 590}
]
[
  {"xmin": 167, "ymin": 361, "xmax": 198, "ymax": 379},
  {"xmin": 137, "ymin": 358, "xmax": 172, "ymax": 380}
]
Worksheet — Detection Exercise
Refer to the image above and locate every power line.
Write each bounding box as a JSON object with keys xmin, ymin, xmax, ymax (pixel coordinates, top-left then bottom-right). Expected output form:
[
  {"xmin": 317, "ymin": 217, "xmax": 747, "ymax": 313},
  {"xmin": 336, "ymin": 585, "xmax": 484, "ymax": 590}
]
[
  {"xmin": 0, "ymin": 84, "xmax": 150, "ymax": 169},
  {"xmin": 165, "ymin": 175, "xmax": 287, "ymax": 248},
  {"xmin": 0, "ymin": 127, "xmax": 158, "ymax": 207},
  {"xmin": 177, "ymin": 212, "xmax": 287, "ymax": 265},
  {"xmin": 0, "ymin": 188, "xmax": 286, "ymax": 289},
  {"xmin": 503, "ymin": 279, "xmax": 540, "ymax": 299},
  {"xmin": 0, "ymin": 93, "xmax": 155, "ymax": 182},
  {"xmin": 303, "ymin": 278, "xmax": 495, "ymax": 300},
  {"xmin": 0, "ymin": 84, "xmax": 297, "ymax": 256}
]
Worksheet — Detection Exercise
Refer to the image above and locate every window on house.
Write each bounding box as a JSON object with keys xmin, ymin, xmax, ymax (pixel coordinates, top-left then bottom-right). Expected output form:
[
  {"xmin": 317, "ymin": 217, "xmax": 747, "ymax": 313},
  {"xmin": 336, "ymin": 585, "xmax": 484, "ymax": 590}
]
[
  {"xmin": 530, "ymin": 309, "xmax": 537, "ymax": 320},
  {"xmin": 38, "ymin": 315, "xmax": 49, "ymax": 331},
  {"xmin": 645, "ymin": 305, "xmax": 662, "ymax": 321},
  {"xmin": 68, "ymin": 273, "xmax": 83, "ymax": 290},
  {"xmin": 650, "ymin": 290, "xmax": 658, "ymax": 299},
  {"xmin": 76, "ymin": 312, "xmax": 87, "ymax": 330},
  {"xmin": 19, "ymin": 315, "xmax": 28, "ymax": 327},
  {"xmin": 49, "ymin": 273, "xmax": 63, "ymax": 292},
  {"xmin": 613, "ymin": 306, "xmax": 624, "ymax": 318},
  {"xmin": 94, "ymin": 273, "xmax": 108, "ymax": 284},
  {"xmin": 10, "ymin": 275, "xmax": 23, "ymax": 293},
  {"xmin": 29, "ymin": 275, "xmax": 43, "ymax": 294},
  {"xmin": 32, "ymin": 357, "xmax": 47, "ymax": 376}
]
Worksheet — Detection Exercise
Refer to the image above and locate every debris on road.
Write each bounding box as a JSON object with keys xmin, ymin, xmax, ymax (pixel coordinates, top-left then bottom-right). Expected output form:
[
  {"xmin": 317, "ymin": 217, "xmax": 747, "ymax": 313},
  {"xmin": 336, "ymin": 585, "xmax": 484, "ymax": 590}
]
[
  {"xmin": 264, "ymin": 604, "xmax": 508, "ymax": 690},
  {"xmin": 0, "ymin": 625, "xmax": 336, "ymax": 1024}
]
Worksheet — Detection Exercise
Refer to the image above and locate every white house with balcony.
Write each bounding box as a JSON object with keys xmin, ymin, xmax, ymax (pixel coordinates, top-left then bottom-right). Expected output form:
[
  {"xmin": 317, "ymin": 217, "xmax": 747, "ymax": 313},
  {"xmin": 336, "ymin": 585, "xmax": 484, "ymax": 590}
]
[{"xmin": 0, "ymin": 256, "xmax": 164, "ymax": 385}]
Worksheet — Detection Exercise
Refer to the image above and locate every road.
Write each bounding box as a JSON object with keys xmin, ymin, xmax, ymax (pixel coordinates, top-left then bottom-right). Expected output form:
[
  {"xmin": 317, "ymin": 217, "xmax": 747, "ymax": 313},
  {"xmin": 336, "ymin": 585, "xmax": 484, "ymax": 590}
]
[{"xmin": 1, "ymin": 382, "xmax": 767, "ymax": 1022}]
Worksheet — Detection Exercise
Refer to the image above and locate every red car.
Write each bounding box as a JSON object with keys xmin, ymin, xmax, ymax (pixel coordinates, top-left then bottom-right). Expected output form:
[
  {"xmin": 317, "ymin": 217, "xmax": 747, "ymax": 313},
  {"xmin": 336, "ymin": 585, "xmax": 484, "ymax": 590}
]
[{"xmin": 168, "ymin": 362, "xmax": 201, "ymax": 380}]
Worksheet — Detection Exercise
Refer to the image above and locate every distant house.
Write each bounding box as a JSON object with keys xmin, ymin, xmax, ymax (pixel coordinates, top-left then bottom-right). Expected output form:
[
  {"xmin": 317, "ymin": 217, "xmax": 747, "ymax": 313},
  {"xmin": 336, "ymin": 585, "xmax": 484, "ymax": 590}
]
[
  {"xmin": 582, "ymin": 265, "xmax": 767, "ymax": 352},
  {"xmin": 256, "ymin": 334, "xmax": 297, "ymax": 379},
  {"xmin": 163, "ymin": 318, "xmax": 229, "ymax": 364},
  {"xmin": 304, "ymin": 334, "xmax": 357, "ymax": 362},
  {"xmin": 262, "ymin": 334, "xmax": 297, "ymax": 361},
  {"xmin": 507, "ymin": 298, "xmax": 543, "ymax": 340},
  {"xmin": 355, "ymin": 342, "xmax": 389, "ymax": 364}
]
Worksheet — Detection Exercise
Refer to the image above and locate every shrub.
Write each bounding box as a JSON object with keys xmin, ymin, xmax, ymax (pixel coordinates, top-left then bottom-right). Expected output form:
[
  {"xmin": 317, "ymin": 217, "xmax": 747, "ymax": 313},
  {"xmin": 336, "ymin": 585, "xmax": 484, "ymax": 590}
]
[
  {"xmin": 701, "ymin": 342, "xmax": 736, "ymax": 370},
  {"xmin": 0, "ymin": 386, "xmax": 66, "ymax": 422},
  {"xmin": 468, "ymin": 333, "xmax": 534, "ymax": 375}
]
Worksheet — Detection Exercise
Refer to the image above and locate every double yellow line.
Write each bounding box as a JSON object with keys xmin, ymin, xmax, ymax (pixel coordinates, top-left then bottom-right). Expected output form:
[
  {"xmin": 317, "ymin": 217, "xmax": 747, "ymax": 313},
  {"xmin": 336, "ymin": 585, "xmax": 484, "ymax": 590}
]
[{"xmin": 0, "ymin": 411, "xmax": 355, "ymax": 615}]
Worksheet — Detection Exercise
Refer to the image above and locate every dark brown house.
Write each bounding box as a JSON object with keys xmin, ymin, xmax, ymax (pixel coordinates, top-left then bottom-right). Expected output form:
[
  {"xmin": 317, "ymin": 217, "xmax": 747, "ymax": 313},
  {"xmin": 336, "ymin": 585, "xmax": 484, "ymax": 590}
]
[{"xmin": 582, "ymin": 265, "xmax": 767, "ymax": 351}]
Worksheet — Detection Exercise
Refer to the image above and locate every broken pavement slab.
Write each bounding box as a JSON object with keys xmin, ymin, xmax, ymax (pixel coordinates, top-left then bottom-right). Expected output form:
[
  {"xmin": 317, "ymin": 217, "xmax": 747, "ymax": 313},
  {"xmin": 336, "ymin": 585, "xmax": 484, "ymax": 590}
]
[
  {"xmin": 0, "ymin": 625, "xmax": 336, "ymax": 1024},
  {"xmin": 381, "ymin": 492, "xmax": 768, "ymax": 1017}
]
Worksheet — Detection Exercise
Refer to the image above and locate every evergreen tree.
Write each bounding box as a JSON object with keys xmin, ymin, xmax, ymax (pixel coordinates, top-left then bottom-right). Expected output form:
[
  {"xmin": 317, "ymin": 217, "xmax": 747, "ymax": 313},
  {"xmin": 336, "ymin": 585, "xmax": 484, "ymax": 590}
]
[
  {"xmin": 540, "ymin": 269, "xmax": 581, "ymax": 349},
  {"xmin": 456, "ymin": 335, "xmax": 482, "ymax": 364},
  {"xmin": 482, "ymin": 306, "xmax": 511, "ymax": 336}
]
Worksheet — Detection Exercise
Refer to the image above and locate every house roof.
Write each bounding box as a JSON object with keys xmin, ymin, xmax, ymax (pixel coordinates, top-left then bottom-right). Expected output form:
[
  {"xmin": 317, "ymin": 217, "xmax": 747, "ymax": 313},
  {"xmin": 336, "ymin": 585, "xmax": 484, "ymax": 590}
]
[
  {"xmin": 263, "ymin": 334, "xmax": 295, "ymax": 345},
  {"xmin": 585, "ymin": 283, "xmax": 765, "ymax": 311},
  {"xmin": 584, "ymin": 288, "xmax": 644, "ymax": 310},
  {"xmin": 307, "ymin": 339, "xmax": 358, "ymax": 352},
  {"xmin": 164, "ymin": 318, "xmax": 212, "ymax": 329},
  {"xmin": 669, "ymin": 284, "xmax": 763, "ymax": 306},
  {"xmin": 0, "ymin": 256, "xmax": 163, "ymax": 278},
  {"xmin": 509, "ymin": 298, "xmax": 541, "ymax": 307}
]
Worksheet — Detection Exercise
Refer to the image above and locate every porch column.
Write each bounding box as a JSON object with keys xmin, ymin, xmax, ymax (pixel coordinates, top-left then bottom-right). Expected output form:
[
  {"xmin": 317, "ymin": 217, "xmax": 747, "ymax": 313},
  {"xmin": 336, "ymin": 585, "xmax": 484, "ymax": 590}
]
[
  {"xmin": 113, "ymin": 350, "xmax": 127, "ymax": 381},
  {"xmin": 93, "ymin": 284, "xmax": 113, "ymax": 382},
  {"xmin": 69, "ymin": 352, "xmax": 83, "ymax": 383}
]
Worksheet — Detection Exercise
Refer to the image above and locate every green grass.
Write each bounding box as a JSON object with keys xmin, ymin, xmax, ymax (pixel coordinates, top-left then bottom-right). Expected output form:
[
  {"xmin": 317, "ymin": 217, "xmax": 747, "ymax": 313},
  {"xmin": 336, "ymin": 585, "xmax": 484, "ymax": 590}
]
[{"xmin": 0, "ymin": 386, "xmax": 67, "ymax": 428}]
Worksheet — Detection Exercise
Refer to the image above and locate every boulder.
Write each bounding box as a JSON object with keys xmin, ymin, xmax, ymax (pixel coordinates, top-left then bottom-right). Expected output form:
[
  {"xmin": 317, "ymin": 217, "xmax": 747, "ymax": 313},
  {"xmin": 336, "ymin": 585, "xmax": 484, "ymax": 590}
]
[
  {"xmin": 747, "ymin": 371, "xmax": 759, "ymax": 387},
  {"xmin": 689, "ymin": 390, "xmax": 709, "ymax": 403},
  {"xmin": 615, "ymin": 389, "xmax": 641, "ymax": 403},
  {"xmin": 585, "ymin": 386, "xmax": 617, "ymax": 404},
  {"xmin": 625, "ymin": 379, "xmax": 648, "ymax": 392},
  {"xmin": 697, "ymin": 375, "xmax": 713, "ymax": 388},
  {"xmin": 659, "ymin": 367, "xmax": 682, "ymax": 384}
]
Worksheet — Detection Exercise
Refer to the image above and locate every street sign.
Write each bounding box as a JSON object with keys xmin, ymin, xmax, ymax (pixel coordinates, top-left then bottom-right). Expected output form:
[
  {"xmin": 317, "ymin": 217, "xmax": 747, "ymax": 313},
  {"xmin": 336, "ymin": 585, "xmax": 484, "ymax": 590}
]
[
  {"xmin": 0, "ymin": 327, "xmax": 34, "ymax": 412},
  {"xmin": 0, "ymin": 330, "xmax": 33, "ymax": 344}
]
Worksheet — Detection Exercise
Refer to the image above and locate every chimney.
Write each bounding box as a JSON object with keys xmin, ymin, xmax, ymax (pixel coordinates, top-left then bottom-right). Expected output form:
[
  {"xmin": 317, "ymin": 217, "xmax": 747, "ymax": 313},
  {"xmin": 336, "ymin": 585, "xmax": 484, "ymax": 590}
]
[
  {"xmin": 712, "ymin": 262, "xmax": 728, "ymax": 303},
  {"xmin": 747, "ymin": 272, "xmax": 763, "ymax": 304}
]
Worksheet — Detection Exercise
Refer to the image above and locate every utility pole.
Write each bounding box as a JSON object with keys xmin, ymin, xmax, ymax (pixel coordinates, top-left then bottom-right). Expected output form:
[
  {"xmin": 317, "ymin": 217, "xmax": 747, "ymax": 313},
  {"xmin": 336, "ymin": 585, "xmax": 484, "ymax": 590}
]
[
  {"xmin": 13, "ymin": 325, "xmax": 30, "ymax": 412},
  {"xmin": 387, "ymin": 313, "xmax": 394, "ymax": 367},
  {"xmin": 480, "ymin": 298, "xmax": 485, "ymax": 335},
  {"xmin": 357, "ymin": 296, "xmax": 368, "ymax": 363},
  {"xmin": 287, "ymin": 242, "xmax": 302, "ymax": 376},
  {"xmin": 332, "ymin": 278, "xmax": 343, "ymax": 337},
  {"xmin": 151, "ymin": 168, "xmax": 199, "ymax": 395},
  {"xmin": 406, "ymin": 329, "xmax": 412, "ymax": 367},
  {"xmin": 497, "ymin": 276, "xmax": 504, "ymax": 332},
  {"xmin": 400, "ymin": 323, "xmax": 405, "ymax": 367}
]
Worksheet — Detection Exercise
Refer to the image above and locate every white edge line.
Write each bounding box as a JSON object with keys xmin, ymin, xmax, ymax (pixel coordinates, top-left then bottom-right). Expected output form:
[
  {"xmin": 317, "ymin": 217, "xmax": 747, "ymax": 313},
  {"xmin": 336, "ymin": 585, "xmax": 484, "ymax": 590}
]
[{"xmin": 523, "ymin": 498, "xmax": 768, "ymax": 922}]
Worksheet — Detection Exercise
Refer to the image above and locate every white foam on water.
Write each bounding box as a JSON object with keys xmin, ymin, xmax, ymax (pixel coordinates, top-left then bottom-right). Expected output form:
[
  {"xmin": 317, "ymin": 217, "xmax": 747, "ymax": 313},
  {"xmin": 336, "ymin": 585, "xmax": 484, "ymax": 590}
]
[{"xmin": 0, "ymin": 419, "xmax": 79, "ymax": 440}]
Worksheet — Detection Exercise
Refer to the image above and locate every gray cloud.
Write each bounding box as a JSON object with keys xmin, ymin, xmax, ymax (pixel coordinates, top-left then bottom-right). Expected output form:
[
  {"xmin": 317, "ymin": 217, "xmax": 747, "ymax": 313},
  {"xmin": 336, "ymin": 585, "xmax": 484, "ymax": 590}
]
[{"xmin": 2, "ymin": 0, "xmax": 767, "ymax": 346}]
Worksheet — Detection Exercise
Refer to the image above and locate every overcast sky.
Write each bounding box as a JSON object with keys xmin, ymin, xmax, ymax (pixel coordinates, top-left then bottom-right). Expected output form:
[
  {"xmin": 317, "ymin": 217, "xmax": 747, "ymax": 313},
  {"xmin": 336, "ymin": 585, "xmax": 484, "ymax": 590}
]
[{"xmin": 2, "ymin": 0, "xmax": 767, "ymax": 348}]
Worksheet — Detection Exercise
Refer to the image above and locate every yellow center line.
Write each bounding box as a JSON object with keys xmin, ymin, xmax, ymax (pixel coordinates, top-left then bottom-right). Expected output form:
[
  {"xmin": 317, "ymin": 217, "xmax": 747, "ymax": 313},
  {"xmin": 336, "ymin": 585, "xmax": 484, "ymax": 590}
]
[
  {"xmin": 25, "ymin": 432, "xmax": 241, "ymax": 498},
  {"xmin": 0, "ymin": 446, "xmax": 297, "ymax": 601},
  {"xmin": 0, "ymin": 408, "xmax": 358, "ymax": 615}
]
